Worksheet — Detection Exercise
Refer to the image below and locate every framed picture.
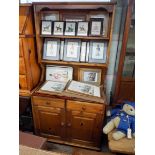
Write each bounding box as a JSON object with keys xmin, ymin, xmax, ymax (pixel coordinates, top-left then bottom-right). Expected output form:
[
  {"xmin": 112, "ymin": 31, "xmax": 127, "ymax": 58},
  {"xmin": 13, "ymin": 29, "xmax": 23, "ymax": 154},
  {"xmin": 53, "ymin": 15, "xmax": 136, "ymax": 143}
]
[
  {"xmin": 77, "ymin": 22, "xmax": 89, "ymax": 36},
  {"xmin": 63, "ymin": 39, "xmax": 81, "ymax": 62},
  {"xmin": 53, "ymin": 21, "xmax": 64, "ymax": 35},
  {"xmin": 78, "ymin": 68, "xmax": 102, "ymax": 86},
  {"xmin": 80, "ymin": 42, "xmax": 87, "ymax": 62},
  {"xmin": 43, "ymin": 38, "xmax": 60, "ymax": 60},
  {"xmin": 67, "ymin": 80, "xmax": 101, "ymax": 97},
  {"xmin": 89, "ymin": 41, "xmax": 107, "ymax": 63},
  {"xmin": 88, "ymin": 11, "xmax": 109, "ymax": 37},
  {"xmin": 40, "ymin": 81, "xmax": 67, "ymax": 93},
  {"xmin": 46, "ymin": 65, "xmax": 73, "ymax": 82},
  {"xmin": 41, "ymin": 20, "xmax": 52, "ymax": 35},
  {"xmin": 61, "ymin": 12, "xmax": 86, "ymax": 21},
  {"xmin": 64, "ymin": 22, "xmax": 76, "ymax": 36},
  {"xmin": 89, "ymin": 18, "xmax": 103, "ymax": 36},
  {"xmin": 41, "ymin": 11, "xmax": 59, "ymax": 21}
]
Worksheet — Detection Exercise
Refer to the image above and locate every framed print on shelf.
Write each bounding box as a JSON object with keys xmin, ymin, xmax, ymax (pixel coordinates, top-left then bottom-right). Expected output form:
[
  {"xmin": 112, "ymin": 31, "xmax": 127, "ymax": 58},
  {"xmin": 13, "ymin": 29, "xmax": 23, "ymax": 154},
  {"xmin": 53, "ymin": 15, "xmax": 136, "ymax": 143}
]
[
  {"xmin": 53, "ymin": 21, "xmax": 64, "ymax": 35},
  {"xmin": 41, "ymin": 20, "xmax": 52, "ymax": 35},
  {"xmin": 66, "ymin": 80, "xmax": 101, "ymax": 97},
  {"xmin": 63, "ymin": 39, "xmax": 81, "ymax": 62},
  {"xmin": 40, "ymin": 81, "xmax": 67, "ymax": 93},
  {"xmin": 89, "ymin": 41, "xmax": 107, "ymax": 63},
  {"xmin": 41, "ymin": 11, "xmax": 59, "ymax": 21},
  {"xmin": 88, "ymin": 11, "xmax": 109, "ymax": 37},
  {"xmin": 77, "ymin": 22, "xmax": 89, "ymax": 36},
  {"xmin": 46, "ymin": 65, "xmax": 73, "ymax": 82},
  {"xmin": 61, "ymin": 12, "xmax": 86, "ymax": 21},
  {"xmin": 78, "ymin": 68, "xmax": 102, "ymax": 86},
  {"xmin": 89, "ymin": 18, "xmax": 103, "ymax": 36},
  {"xmin": 64, "ymin": 22, "xmax": 76, "ymax": 36},
  {"xmin": 80, "ymin": 42, "xmax": 87, "ymax": 62},
  {"xmin": 43, "ymin": 38, "xmax": 60, "ymax": 60}
]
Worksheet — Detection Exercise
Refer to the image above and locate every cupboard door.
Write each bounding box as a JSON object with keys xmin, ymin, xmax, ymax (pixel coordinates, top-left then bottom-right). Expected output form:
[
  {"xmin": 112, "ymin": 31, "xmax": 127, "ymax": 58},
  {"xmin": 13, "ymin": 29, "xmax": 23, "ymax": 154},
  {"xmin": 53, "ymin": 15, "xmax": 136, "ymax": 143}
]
[
  {"xmin": 66, "ymin": 110, "xmax": 103, "ymax": 147},
  {"xmin": 33, "ymin": 106, "xmax": 65, "ymax": 140}
]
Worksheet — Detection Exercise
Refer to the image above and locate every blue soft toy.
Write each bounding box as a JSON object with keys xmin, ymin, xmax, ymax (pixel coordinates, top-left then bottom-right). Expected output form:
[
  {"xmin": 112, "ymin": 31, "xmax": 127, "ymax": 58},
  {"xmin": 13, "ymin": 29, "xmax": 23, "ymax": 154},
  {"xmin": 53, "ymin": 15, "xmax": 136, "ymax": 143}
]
[{"xmin": 103, "ymin": 101, "xmax": 135, "ymax": 140}]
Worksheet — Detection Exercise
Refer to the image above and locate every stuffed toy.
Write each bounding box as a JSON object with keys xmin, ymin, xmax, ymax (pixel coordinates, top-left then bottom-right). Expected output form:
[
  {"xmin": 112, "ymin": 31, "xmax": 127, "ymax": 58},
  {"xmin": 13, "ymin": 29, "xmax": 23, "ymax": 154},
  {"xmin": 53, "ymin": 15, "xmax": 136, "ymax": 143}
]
[{"xmin": 103, "ymin": 101, "xmax": 135, "ymax": 140}]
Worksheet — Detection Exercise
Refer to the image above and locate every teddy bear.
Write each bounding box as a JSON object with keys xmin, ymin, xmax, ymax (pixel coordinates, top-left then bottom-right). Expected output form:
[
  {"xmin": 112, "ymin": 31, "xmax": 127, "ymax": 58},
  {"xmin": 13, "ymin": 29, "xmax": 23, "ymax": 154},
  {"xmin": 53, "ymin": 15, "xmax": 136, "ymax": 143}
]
[{"xmin": 103, "ymin": 101, "xmax": 135, "ymax": 140}]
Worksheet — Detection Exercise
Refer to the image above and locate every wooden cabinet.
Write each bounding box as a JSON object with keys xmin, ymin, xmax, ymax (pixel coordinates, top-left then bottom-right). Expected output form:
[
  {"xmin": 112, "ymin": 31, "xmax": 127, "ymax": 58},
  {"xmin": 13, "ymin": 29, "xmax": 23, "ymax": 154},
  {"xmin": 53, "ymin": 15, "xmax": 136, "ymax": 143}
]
[
  {"xmin": 19, "ymin": 4, "xmax": 40, "ymax": 96},
  {"xmin": 32, "ymin": 96, "xmax": 105, "ymax": 150},
  {"xmin": 31, "ymin": 2, "xmax": 116, "ymax": 150}
]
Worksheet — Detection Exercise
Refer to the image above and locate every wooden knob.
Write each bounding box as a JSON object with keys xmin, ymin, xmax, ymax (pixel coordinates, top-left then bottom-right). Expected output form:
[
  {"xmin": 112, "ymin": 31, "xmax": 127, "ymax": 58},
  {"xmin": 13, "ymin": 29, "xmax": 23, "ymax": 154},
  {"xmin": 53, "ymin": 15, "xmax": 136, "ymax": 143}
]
[
  {"xmin": 46, "ymin": 102, "xmax": 50, "ymax": 105},
  {"xmin": 68, "ymin": 123, "xmax": 71, "ymax": 127},
  {"xmin": 82, "ymin": 106, "xmax": 86, "ymax": 111},
  {"xmin": 61, "ymin": 122, "xmax": 65, "ymax": 126}
]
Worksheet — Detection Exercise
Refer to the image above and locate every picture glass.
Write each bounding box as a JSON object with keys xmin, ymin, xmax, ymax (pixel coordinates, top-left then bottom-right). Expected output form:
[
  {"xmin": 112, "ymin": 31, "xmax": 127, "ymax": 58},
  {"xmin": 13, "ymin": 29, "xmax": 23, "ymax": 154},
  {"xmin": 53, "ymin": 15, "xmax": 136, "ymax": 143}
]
[
  {"xmin": 40, "ymin": 81, "xmax": 67, "ymax": 92},
  {"xmin": 66, "ymin": 42, "xmax": 78, "ymax": 58},
  {"xmin": 65, "ymin": 22, "xmax": 76, "ymax": 35},
  {"xmin": 83, "ymin": 71, "xmax": 98, "ymax": 82},
  {"xmin": 92, "ymin": 42, "xmax": 104, "ymax": 59},
  {"xmin": 77, "ymin": 22, "xmax": 88, "ymax": 36},
  {"xmin": 46, "ymin": 66, "xmax": 73, "ymax": 82},
  {"xmin": 41, "ymin": 21, "xmax": 51, "ymax": 35},
  {"xmin": 53, "ymin": 22, "xmax": 64, "ymax": 35},
  {"xmin": 46, "ymin": 41, "xmax": 58, "ymax": 57},
  {"xmin": 67, "ymin": 80, "xmax": 100, "ymax": 97},
  {"xmin": 91, "ymin": 21, "xmax": 101, "ymax": 35}
]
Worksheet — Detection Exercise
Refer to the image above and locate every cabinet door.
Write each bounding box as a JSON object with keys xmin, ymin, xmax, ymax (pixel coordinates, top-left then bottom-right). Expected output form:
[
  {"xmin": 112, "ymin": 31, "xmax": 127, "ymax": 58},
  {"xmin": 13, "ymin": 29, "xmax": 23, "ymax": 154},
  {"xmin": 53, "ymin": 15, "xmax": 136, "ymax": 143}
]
[
  {"xmin": 66, "ymin": 110, "xmax": 103, "ymax": 147},
  {"xmin": 33, "ymin": 106, "xmax": 65, "ymax": 140}
]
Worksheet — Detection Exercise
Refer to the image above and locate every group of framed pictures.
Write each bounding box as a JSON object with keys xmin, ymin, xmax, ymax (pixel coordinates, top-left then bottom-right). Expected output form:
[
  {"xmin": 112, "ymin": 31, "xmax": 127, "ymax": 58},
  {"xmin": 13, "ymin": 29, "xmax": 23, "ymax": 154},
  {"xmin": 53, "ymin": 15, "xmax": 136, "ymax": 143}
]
[
  {"xmin": 39, "ymin": 65, "xmax": 102, "ymax": 96},
  {"xmin": 41, "ymin": 19, "xmax": 104, "ymax": 36},
  {"xmin": 44, "ymin": 65, "xmax": 102, "ymax": 86},
  {"xmin": 43, "ymin": 38, "xmax": 107, "ymax": 63}
]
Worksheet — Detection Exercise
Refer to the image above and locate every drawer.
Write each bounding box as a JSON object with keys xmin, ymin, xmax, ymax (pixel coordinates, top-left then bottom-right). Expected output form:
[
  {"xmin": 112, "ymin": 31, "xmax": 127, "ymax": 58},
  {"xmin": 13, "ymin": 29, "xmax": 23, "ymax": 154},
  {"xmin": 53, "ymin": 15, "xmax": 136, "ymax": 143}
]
[
  {"xmin": 32, "ymin": 96, "xmax": 65, "ymax": 108},
  {"xmin": 67, "ymin": 100, "xmax": 104, "ymax": 114},
  {"xmin": 19, "ymin": 57, "xmax": 26, "ymax": 74},
  {"xmin": 19, "ymin": 75, "xmax": 28, "ymax": 89}
]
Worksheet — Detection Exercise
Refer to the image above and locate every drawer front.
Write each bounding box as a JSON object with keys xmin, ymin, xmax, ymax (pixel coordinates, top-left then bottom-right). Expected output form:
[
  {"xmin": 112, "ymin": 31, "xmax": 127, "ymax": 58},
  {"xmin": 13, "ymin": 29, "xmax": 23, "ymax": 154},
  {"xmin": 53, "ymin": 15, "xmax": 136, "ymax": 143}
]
[
  {"xmin": 67, "ymin": 100, "xmax": 104, "ymax": 114},
  {"xmin": 32, "ymin": 96, "xmax": 65, "ymax": 108},
  {"xmin": 19, "ymin": 57, "xmax": 26, "ymax": 75},
  {"xmin": 19, "ymin": 75, "xmax": 28, "ymax": 89}
]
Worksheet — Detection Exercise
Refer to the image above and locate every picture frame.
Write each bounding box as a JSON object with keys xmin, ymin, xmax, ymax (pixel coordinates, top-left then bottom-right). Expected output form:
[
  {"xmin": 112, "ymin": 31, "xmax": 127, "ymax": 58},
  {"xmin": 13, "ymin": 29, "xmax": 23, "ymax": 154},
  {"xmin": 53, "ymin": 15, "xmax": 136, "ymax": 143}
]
[
  {"xmin": 66, "ymin": 80, "xmax": 101, "ymax": 97},
  {"xmin": 61, "ymin": 12, "xmax": 86, "ymax": 22},
  {"xmin": 46, "ymin": 65, "xmax": 73, "ymax": 82},
  {"xmin": 64, "ymin": 22, "xmax": 77, "ymax": 36},
  {"xmin": 63, "ymin": 39, "xmax": 81, "ymax": 62},
  {"xmin": 53, "ymin": 21, "xmax": 64, "ymax": 35},
  {"xmin": 89, "ymin": 41, "xmax": 107, "ymax": 63},
  {"xmin": 40, "ymin": 80, "xmax": 67, "ymax": 93},
  {"xmin": 41, "ymin": 20, "xmax": 52, "ymax": 35},
  {"xmin": 80, "ymin": 42, "xmax": 87, "ymax": 62},
  {"xmin": 89, "ymin": 18, "xmax": 103, "ymax": 36},
  {"xmin": 41, "ymin": 11, "xmax": 59, "ymax": 21},
  {"xmin": 78, "ymin": 68, "xmax": 102, "ymax": 86},
  {"xmin": 77, "ymin": 22, "xmax": 89, "ymax": 36},
  {"xmin": 88, "ymin": 11, "xmax": 109, "ymax": 37},
  {"xmin": 43, "ymin": 38, "xmax": 60, "ymax": 60}
]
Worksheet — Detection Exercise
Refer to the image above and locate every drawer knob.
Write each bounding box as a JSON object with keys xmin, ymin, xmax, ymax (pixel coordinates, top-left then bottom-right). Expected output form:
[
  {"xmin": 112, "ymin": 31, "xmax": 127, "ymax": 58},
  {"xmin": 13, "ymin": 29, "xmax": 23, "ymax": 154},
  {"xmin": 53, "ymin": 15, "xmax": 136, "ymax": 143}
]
[
  {"xmin": 82, "ymin": 106, "xmax": 86, "ymax": 111},
  {"xmin": 46, "ymin": 102, "xmax": 50, "ymax": 105},
  {"xmin": 61, "ymin": 122, "xmax": 65, "ymax": 126},
  {"xmin": 67, "ymin": 123, "xmax": 71, "ymax": 127}
]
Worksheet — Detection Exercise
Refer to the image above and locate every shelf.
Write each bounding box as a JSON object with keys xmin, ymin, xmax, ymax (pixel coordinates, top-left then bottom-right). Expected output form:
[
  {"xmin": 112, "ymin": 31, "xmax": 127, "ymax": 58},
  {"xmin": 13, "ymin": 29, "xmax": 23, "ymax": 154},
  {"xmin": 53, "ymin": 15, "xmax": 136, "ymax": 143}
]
[
  {"xmin": 41, "ymin": 60, "xmax": 107, "ymax": 68},
  {"xmin": 40, "ymin": 35, "xmax": 109, "ymax": 40}
]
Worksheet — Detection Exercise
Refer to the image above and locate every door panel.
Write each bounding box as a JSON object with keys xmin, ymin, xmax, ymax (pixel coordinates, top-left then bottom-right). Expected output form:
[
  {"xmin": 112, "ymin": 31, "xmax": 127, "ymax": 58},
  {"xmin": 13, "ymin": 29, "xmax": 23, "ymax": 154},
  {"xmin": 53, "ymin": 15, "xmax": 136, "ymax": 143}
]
[{"xmin": 33, "ymin": 106, "xmax": 64, "ymax": 140}]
